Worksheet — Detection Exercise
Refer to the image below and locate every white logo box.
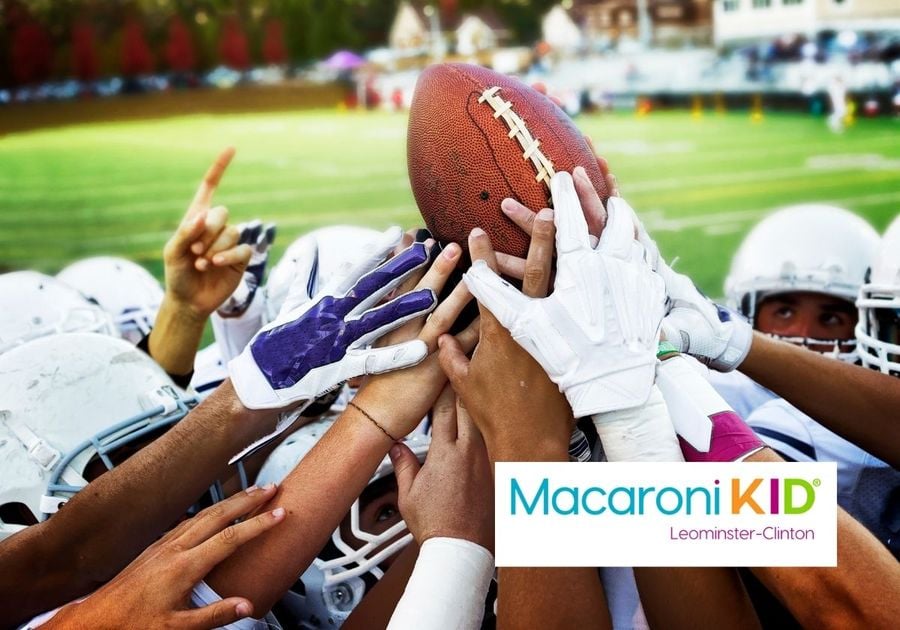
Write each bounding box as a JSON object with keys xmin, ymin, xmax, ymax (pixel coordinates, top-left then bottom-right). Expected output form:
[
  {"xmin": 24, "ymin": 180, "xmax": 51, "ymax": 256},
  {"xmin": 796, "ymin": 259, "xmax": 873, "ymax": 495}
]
[{"xmin": 495, "ymin": 462, "xmax": 837, "ymax": 567}]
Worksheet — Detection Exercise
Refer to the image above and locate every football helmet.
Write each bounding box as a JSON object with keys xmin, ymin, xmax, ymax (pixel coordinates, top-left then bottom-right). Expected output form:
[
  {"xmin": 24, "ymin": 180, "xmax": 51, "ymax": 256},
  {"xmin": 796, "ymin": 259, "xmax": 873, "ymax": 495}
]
[
  {"xmin": 264, "ymin": 225, "xmax": 385, "ymax": 323},
  {"xmin": 725, "ymin": 204, "xmax": 879, "ymax": 361},
  {"xmin": 0, "ymin": 333, "xmax": 198, "ymax": 541},
  {"xmin": 58, "ymin": 256, "xmax": 164, "ymax": 344},
  {"xmin": 0, "ymin": 271, "xmax": 117, "ymax": 355},
  {"xmin": 256, "ymin": 417, "xmax": 430, "ymax": 628},
  {"xmin": 856, "ymin": 216, "xmax": 900, "ymax": 376}
]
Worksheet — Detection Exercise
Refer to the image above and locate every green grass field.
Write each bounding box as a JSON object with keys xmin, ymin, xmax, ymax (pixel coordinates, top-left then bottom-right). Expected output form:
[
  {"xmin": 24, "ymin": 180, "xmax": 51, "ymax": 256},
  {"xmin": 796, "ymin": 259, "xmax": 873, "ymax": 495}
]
[{"xmin": 0, "ymin": 109, "xmax": 898, "ymax": 298}]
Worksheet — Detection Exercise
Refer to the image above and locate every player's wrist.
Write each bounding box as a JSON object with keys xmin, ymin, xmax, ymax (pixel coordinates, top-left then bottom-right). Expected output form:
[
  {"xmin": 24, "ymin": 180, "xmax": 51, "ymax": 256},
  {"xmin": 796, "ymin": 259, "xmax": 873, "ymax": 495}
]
[
  {"xmin": 418, "ymin": 527, "xmax": 493, "ymax": 554},
  {"xmin": 352, "ymin": 383, "xmax": 420, "ymax": 439},
  {"xmin": 215, "ymin": 379, "xmax": 275, "ymax": 426},
  {"xmin": 591, "ymin": 385, "xmax": 683, "ymax": 462},
  {"xmin": 710, "ymin": 316, "xmax": 753, "ymax": 372},
  {"xmin": 160, "ymin": 290, "xmax": 210, "ymax": 327},
  {"xmin": 488, "ymin": 428, "xmax": 570, "ymax": 463},
  {"xmin": 565, "ymin": 359, "xmax": 656, "ymax": 417}
]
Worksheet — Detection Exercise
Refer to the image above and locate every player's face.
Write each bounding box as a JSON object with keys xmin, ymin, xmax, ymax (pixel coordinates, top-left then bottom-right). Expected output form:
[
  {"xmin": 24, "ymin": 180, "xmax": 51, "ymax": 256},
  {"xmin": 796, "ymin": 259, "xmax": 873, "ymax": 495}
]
[{"xmin": 756, "ymin": 292, "xmax": 857, "ymax": 352}]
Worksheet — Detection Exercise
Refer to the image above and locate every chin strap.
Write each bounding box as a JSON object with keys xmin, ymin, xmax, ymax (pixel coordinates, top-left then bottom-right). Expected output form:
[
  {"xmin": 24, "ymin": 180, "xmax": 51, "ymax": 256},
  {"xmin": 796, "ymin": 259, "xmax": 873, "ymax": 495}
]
[{"xmin": 1, "ymin": 411, "xmax": 61, "ymax": 472}]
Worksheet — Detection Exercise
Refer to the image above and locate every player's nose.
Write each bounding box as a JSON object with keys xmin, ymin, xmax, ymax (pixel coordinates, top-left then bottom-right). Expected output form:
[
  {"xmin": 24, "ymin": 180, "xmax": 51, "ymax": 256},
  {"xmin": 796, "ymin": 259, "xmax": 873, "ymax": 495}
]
[{"xmin": 779, "ymin": 314, "xmax": 817, "ymax": 340}]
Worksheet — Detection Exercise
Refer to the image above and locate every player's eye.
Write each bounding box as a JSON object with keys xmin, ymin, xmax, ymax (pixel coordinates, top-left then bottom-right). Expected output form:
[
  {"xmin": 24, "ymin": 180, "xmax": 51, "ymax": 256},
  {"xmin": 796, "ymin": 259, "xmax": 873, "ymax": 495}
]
[
  {"xmin": 376, "ymin": 504, "xmax": 398, "ymax": 523},
  {"xmin": 820, "ymin": 312, "xmax": 847, "ymax": 327},
  {"xmin": 774, "ymin": 306, "xmax": 795, "ymax": 319}
]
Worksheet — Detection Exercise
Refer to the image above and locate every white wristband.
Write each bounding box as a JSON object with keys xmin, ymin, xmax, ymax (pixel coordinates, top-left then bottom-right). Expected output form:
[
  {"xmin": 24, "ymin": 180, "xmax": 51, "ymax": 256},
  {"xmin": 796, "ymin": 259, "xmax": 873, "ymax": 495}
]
[
  {"xmin": 387, "ymin": 537, "xmax": 494, "ymax": 630},
  {"xmin": 591, "ymin": 385, "xmax": 684, "ymax": 462}
]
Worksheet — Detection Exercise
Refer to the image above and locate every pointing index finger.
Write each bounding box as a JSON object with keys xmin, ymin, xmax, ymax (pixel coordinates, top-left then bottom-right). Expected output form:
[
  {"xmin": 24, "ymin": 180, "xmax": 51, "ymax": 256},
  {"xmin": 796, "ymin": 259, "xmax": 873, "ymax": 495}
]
[{"xmin": 190, "ymin": 147, "xmax": 236, "ymax": 213}]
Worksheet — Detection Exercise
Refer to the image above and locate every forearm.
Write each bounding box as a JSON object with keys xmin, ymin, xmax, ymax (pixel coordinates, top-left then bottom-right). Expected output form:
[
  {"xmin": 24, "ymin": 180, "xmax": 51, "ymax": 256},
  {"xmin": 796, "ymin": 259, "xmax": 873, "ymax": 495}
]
[
  {"xmin": 148, "ymin": 293, "xmax": 208, "ymax": 376},
  {"xmin": 487, "ymin": 421, "xmax": 571, "ymax": 464},
  {"xmin": 634, "ymin": 568, "xmax": 760, "ymax": 630},
  {"xmin": 747, "ymin": 447, "xmax": 900, "ymax": 627},
  {"xmin": 206, "ymin": 402, "xmax": 393, "ymax": 613},
  {"xmin": 491, "ymin": 429, "xmax": 608, "ymax": 627},
  {"xmin": 740, "ymin": 333, "xmax": 900, "ymax": 467},
  {"xmin": 499, "ymin": 568, "xmax": 611, "ymax": 629}
]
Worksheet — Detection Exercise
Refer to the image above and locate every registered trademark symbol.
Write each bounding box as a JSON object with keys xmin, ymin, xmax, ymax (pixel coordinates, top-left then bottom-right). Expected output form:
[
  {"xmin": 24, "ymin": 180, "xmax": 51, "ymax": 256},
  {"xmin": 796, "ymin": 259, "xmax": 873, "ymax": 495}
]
[{"xmin": 813, "ymin": 479, "xmax": 821, "ymax": 487}]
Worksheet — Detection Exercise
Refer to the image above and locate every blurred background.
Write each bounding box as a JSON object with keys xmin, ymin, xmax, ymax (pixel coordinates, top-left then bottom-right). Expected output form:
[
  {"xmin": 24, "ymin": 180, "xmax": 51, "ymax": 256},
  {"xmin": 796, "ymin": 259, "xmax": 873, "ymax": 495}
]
[{"xmin": 1, "ymin": 0, "xmax": 898, "ymax": 297}]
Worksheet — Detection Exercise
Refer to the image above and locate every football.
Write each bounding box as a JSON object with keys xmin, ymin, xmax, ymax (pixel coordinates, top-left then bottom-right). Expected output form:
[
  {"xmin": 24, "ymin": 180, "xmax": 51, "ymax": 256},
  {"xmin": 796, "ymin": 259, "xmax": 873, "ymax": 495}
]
[{"xmin": 407, "ymin": 63, "xmax": 609, "ymax": 259}]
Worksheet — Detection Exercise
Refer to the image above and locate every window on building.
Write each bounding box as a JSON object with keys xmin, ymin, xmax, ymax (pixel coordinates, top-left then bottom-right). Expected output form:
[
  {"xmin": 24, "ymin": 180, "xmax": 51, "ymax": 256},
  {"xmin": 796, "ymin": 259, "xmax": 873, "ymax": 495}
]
[
  {"xmin": 783, "ymin": 0, "xmax": 803, "ymax": 5},
  {"xmin": 752, "ymin": 0, "xmax": 771, "ymax": 7},
  {"xmin": 657, "ymin": 5, "xmax": 684, "ymax": 19},
  {"xmin": 723, "ymin": 0, "xmax": 740, "ymax": 11}
]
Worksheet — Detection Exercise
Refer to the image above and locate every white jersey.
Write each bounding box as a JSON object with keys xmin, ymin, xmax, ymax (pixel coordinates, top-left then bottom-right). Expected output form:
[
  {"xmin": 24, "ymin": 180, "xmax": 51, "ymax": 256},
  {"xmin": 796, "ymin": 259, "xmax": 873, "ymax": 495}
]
[
  {"xmin": 190, "ymin": 344, "xmax": 229, "ymax": 399},
  {"xmin": 707, "ymin": 369, "xmax": 777, "ymax": 420},
  {"xmin": 747, "ymin": 398, "xmax": 899, "ymax": 551}
]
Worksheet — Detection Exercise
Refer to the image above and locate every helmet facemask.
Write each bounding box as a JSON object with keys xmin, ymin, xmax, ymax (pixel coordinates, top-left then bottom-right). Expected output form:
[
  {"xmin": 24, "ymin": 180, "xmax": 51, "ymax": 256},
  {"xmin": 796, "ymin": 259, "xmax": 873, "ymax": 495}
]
[{"xmin": 856, "ymin": 283, "xmax": 900, "ymax": 376}]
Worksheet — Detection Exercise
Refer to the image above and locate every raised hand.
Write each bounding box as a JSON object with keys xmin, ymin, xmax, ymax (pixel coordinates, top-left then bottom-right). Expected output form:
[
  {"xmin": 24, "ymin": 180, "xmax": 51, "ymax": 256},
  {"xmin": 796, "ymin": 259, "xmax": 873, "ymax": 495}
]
[
  {"xmin": 351, "ymin": 238, "xmax": 479, "ymax": 441},
  {"xmin": 465, "ymin": 172, "xmax": 666, "ymax": 415},
  {"xmin": 390, "ymin": 385, "xmax": 493, "ymax": 550},
  {"xmin": 229, "ymin": 227, "xmax": 436, "ymax": 412},
  {"xmin": 654, "ymin": 255, "xmax": 753, "ymax": 372},
  {"xmin": 162, "ymin": 147, "xmax": 253, "ymax": 319},
  {"xmin": 43, "ymin": 484, "xmax": 284, "ymax": 630},
  {"xmin": 439, "ymin": 227, "xmax": 573, "ymax": 462},
  {"xmin": 497, "ymin": 162, "xmax": 614, "ymax": 280}
]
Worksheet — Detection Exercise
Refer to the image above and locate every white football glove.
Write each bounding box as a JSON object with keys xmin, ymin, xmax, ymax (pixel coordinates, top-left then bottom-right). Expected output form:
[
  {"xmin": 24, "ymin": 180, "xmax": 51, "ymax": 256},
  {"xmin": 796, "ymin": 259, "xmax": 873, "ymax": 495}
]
[
  {"xmin": 463, "ymin": 173, "xmax": 667, "ymax": 417},
  {"xmin": 630, "ymin": 218, "xmax": 752, "ymax": 372},
  {"xmin": 656, "ymin": 261, "xmax": 752, "ymax": 372}
]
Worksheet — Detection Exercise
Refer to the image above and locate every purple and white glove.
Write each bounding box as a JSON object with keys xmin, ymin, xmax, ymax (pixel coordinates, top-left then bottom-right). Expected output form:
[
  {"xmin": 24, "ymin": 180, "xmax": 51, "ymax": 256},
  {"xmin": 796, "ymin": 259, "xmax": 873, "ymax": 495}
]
[
  {"xmin": 230, "ymin": 230, "xmax": 436, "ymax": 411},
  {"xmin": 218, "ymin": 220, "xmax": 277, "ymax": 318}
]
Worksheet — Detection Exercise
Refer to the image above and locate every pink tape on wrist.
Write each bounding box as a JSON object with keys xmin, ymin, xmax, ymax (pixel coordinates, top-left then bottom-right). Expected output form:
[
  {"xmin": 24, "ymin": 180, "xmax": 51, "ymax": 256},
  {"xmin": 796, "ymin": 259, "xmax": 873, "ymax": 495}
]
[{"xmin": 678, "ymin": 411, "xmax": 764, "ymax": 462}]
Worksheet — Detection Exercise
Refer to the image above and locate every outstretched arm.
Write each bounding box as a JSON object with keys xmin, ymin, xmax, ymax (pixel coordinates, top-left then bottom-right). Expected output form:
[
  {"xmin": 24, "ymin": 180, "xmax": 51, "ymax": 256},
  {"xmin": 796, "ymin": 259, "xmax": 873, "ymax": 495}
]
[
  {"xmin": 740, "ymin": 333, "xmax": 900, "ymax": 468},
  {"xmin": 206, "ymin": 241, "xmax": 478, "ymax": 613},
  {"xmin": 745, "ymin": 447, "xmax": 900, "ymax": 628},
  {"xmin": 387, "ymin": 386, "xmax": 494, "ymax": 629},
  {"xmin": 440, "ymin": 225, "xmax": 612, "ymax": 630},
  {"xmin": 149, "ymin": 147, "xmax": 253, "ymax": 377}
]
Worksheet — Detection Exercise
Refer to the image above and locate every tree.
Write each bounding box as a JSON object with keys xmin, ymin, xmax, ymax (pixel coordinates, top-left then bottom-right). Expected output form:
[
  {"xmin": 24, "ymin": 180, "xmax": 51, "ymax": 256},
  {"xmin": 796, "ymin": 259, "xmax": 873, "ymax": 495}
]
[
  {"xmin": 121, "ymin": 15, "xmax": 154, "ymax": 76},
  {"xmin": 262, "ymin": 18, "xmax": 288, "ymax": 65},
  {"xmin": 165, "ymin": 15, "xmax": 196, "ymax": 71},
  {"xmin": 219, "ymin": 14, "xmax": 250, "ymax": 69}
]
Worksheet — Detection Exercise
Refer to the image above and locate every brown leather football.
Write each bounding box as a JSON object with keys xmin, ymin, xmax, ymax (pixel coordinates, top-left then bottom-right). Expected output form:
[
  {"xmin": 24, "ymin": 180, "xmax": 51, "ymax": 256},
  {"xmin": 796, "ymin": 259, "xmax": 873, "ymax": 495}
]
[{"xmin": 407, "ymin": 63, "xmax": 608, "ymax": 259}]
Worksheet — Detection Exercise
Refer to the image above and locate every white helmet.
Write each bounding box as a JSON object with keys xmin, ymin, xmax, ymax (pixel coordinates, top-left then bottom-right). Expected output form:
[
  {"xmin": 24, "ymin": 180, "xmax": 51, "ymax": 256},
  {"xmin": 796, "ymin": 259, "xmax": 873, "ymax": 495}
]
[
  {"xmin": 57, "ymin": 257, "xmax": 164, "ymax": 344},
  {"xmin": 0, "ymin": 271, "xmax": 117, "ymax": 355},
  {"xmin": 265, "ymin": 226, "xmax": 385, "ymax": 323},
  {"xmin": 256, "ymin": 417, "xmax": 430, "ymax": 628},
  {"xmin": 0, "ymin": 333, "xmax": 197, "ymax": 541},
  {"xmin": 725, "ymin": 204, "xmax": 879, "ymax": 361},
  {"xmin": 856, "ymin": 215, "xmax": 900, "ymax": 376}
]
